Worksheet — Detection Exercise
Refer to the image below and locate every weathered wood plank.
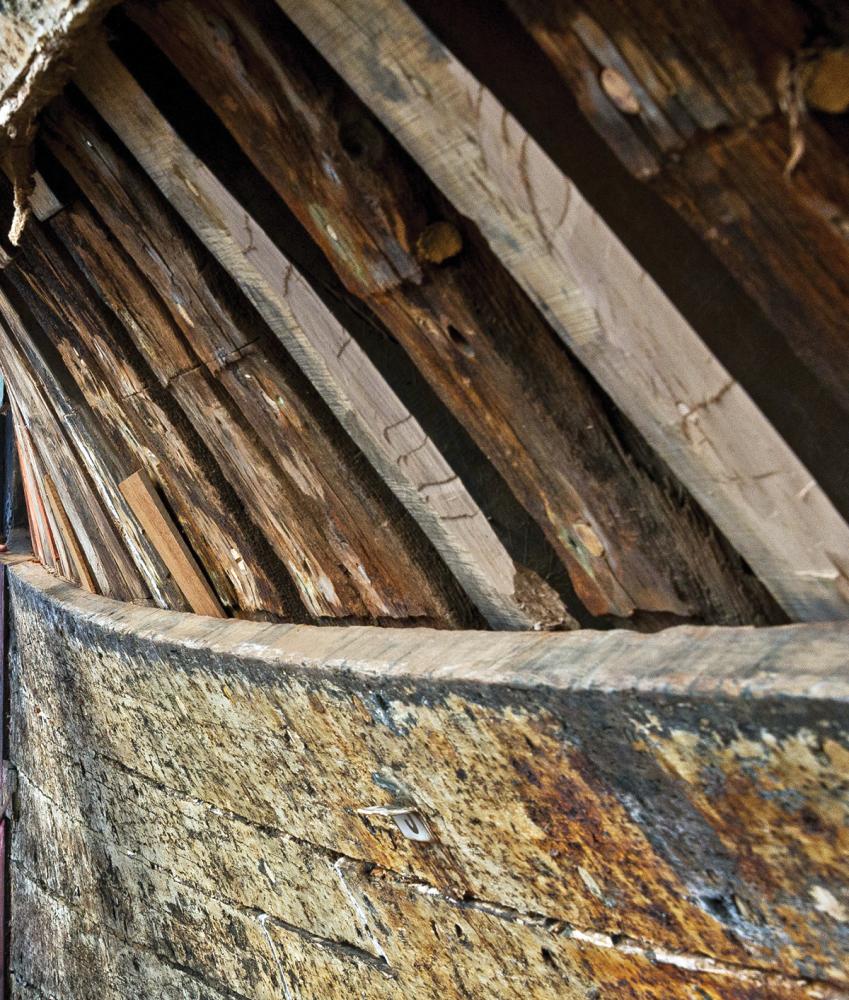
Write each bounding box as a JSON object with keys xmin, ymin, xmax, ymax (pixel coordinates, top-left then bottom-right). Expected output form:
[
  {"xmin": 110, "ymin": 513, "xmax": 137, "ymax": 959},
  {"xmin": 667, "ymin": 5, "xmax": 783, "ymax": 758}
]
[
  {"xmin": 505, "ymin": 0, "xmax": 849, "ymax": 421},
  {"xmin": 0, "ymin": 282, "xmax": 185, "ymax": 608},
  {"xmin": 11, "ymin": 410, "xmax": 55, "ymax": 573},
  {"xmin": 42, "ymin": 102, "xmax": 475, "ymax": 629},
  {"xmin": 118, "ymin": 469, "xmax": 225, "ymax": 619},
  {"xmin": 69, "ymin": 40, "xmax": 554, "ymax": 631},
  {"xmin": 11, "ymin": 876, "xmax": 249, "ymax": 1000},
  {"xmin": 42, "ymin": 472, "xmax": 96, "ymax": 592},
  {"xmin": 274, "ymin": 0, "xmax": 849, "ymax": 623},
  {"xmin": 0, "ymin": 308, "xmax": 148, "ymax": 601},
  {"xmin": 28, "ymin": 205, "xmax": 302, "ymax": 619},
  {"xmin": 126, "ymin": 0, "xmax": 777, "ymax": 627},
  {"xmin": 9, "ymin": 561, "xmax": 849, "ymax": 989},
  {"xmin": 12, "ymin": 775, "xmax": 829, "ymax": 1000}
]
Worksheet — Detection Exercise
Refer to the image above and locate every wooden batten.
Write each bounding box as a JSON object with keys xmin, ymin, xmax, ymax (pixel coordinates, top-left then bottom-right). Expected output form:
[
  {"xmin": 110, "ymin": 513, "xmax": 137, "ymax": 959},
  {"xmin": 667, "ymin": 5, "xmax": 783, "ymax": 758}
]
[
  {"xmin": 126, "ymin": 0, "xmax": 781, "ymax": 628},
  {"xmin": 275, "ymin": 0, "xmax": 849, "ymax": 624},
  {"xmin": 12, "ymin": 408, "xmax": 55, "ymax": 571},
  {"xmin": 42, "ymin": 472, "xmax": 97, "ymax": 592},
  {"xmin": 66, "ymin": 41, "xmax": 565, "ymax": 632},
  {"xmin": 118, "ymin": 469, "xmax": 225, "ymax": 618}
]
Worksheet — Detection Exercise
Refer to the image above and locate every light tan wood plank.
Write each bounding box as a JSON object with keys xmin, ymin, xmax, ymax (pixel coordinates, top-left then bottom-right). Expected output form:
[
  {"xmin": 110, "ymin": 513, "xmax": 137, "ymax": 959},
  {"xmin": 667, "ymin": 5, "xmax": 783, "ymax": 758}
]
[
  {"xmin": 118, "ymin": 469, "xmax": 225, "ymax": 618},
  {"xmin": 42, "ymin": 472, "xmax": 96, "ymax": 592}
]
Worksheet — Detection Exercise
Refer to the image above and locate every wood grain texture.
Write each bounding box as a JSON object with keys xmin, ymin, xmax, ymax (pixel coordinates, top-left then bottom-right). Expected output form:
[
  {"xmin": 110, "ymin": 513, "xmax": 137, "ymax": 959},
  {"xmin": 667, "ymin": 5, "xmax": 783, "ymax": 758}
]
[
  {"xmin": 275, "ymin": 0, "xmax": 849, "ymax": 624},
  {"xmin": 41, "ymin": 111, "xmax": 472, "ymax": 630},
  {"xmin": 7, "ymin": 560, "xmax": 849, "ymax": 998},
  {"xmin": 126, "ymin": 0, "xmax": 776, "ymax": 628},
  {"xmin": 69, "ymin": 40, "xmax": 557, "ymax": 631},
  {"xmin": 0, "ymin": 280, "xmax": 186, "ymax": 609},
  {"xmin": 118, "ymin": 469, "xmax": 225, "ymax": 618},
  {"xmin": 0, "ymin": 300, "xmax": 149, "ymax": 602},
  {"xmin": 42, "ymin": 473, "xmax": 96, "ymax": 593},
  {"xmin": 33, "ymin": 204, "xmax": 303, "ymax": 620},
  {"xmin": 505, "ymin": 0, "xmax": 849, "ymax": 421}
]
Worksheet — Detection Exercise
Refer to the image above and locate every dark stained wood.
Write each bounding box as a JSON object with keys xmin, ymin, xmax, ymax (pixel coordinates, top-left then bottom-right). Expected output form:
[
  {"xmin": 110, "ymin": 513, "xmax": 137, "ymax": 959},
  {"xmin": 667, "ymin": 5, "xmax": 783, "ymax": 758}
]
[
  {"xmin": 126, "ymin": 0, "xmax": 782, "ymax": 627},
  {"xmin": 42, "ymin": 99, "xmax": 476, "ymax": 628},
  {"xmin": 505, "ymin": 0, "xmax": 849, "ymax": 422}
]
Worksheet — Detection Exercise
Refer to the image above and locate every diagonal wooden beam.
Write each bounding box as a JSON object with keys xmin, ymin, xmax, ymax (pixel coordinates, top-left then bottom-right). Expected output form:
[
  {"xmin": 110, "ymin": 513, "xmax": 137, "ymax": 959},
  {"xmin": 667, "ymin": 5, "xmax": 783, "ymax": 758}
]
[{"xmin": 275, "ymin": 0, "xmax": 849, "ymax": 623}]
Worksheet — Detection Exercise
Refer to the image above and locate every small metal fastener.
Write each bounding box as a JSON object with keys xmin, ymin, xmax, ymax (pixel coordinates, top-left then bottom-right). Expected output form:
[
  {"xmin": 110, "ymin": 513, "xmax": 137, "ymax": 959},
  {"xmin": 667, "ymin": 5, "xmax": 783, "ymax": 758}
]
[{"xmin": 356, "ymin": 804, "xmax": 433, "ymax": 842}]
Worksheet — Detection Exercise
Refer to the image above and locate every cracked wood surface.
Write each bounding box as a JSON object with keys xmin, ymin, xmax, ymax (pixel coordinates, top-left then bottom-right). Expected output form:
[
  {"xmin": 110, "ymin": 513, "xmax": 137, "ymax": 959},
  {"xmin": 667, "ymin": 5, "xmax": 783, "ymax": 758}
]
[
  {"xmin": 69, "ymin": 38, "xmax": 550, "ymax": 631},
  {"xmin": 125, "ymin": 0, "xmax": 778, "ymax": 628},
  {"xmin": 275, "ymin": 0, "xmax": 849, "ymax": 623},
  {"xmin": 8, "ymin": 561, "xmax": 849, "ymax": 997},
  {"xmin": 0, "ymin": 299, "xmax": 149, "ymax": 602},
  {"xmin": 6, "ymin": 152, "xmax": 470, "ymax": 629}
]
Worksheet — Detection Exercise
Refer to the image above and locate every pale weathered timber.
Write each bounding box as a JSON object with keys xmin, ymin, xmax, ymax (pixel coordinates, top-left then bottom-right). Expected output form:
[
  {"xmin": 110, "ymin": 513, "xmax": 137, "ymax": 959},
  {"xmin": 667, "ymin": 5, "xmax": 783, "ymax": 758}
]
[
  {"xmin": 25, "ymin": 206, "xmax": 304, "ymax": 619},
  {"xmin": 127, "ymin": 0, "xmax": 776, "ymax": 628},
  {"xmin": 0, "ymin": 305, "xmax": 149, "ymax": 601},
  {"xmin": 0, "ymin": 282, "xmax": 187, "ymax": 609},
  {"xmin": 42, "ymin": 473, "xmax": 96, "ymax": 592},
  {"xmin": 118, "ymin": 469, "xmax": 226, "ymax": 619},
  {"xmin": 12, "ymin": 407, "xmax": 57, "ymax": 573},
  {"xmin": 42, "ymin": 99, "xmax": 477, "ymax": 630},
  {"xmin": 8, "ymin": 560, "xmax": 849, "ymax": 997},
  {"xmin": 276, "ymin": 0, "xmax": 849, "ymax": 624},
  {"xmin": 69, "ymin": 40, "xmax": 558, "ymax": 632},
  {"xmin": 27, "ymin": 171, "xmax": 63, "ymax": 223}
]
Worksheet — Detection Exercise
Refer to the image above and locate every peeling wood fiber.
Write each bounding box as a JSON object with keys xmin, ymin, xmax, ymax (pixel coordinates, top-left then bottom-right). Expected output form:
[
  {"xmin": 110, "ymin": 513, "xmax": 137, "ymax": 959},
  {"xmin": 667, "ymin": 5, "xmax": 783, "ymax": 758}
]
[{"xmin": 8, "ymin": 561, "xmax": 849, "ymax": 998}]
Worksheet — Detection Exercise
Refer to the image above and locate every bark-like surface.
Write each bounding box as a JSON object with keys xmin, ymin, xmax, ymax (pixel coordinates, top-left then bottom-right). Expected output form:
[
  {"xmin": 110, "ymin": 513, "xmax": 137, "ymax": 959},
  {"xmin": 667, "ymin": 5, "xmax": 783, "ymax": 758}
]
[{"xmin": 8, "ymin": 562, "xmax": 849, "ymax": 998}]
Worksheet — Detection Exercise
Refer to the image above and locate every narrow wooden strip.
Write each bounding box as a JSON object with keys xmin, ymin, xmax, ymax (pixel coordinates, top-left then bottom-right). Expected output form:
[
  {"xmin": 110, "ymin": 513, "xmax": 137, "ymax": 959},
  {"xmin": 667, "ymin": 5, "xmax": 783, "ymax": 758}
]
[
  {"xmin": 72, "ymin": 41, "xmax": 546, "ymax": 631},
  {"xmin": 24, "ymin": 445, "xmax": 71, "ymax": 579},
  {"xmin": 28, "ymin": 172, "xmax": 63, "ymax": 223},
  {"xmin": 42, "ymin": 473, "xmax": 96, "ymax": 592},
  {"xmin": 118, "ymin": 469, "xmax": 225, "ymax": 618},
  {"xmin": 12, "ymin": 415, "xmax": 49, "ymax": 568},
  {"xmin": 275, "ymin": 0, "xmax": 849, "ymax": 623}
]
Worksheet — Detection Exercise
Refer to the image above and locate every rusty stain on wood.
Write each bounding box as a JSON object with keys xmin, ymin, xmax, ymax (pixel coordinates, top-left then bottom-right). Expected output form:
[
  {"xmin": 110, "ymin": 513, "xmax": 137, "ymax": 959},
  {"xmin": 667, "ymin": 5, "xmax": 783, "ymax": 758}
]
[{"xmin": 7, "ymin": 561, "xmax": 849, "ymax": 997}]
